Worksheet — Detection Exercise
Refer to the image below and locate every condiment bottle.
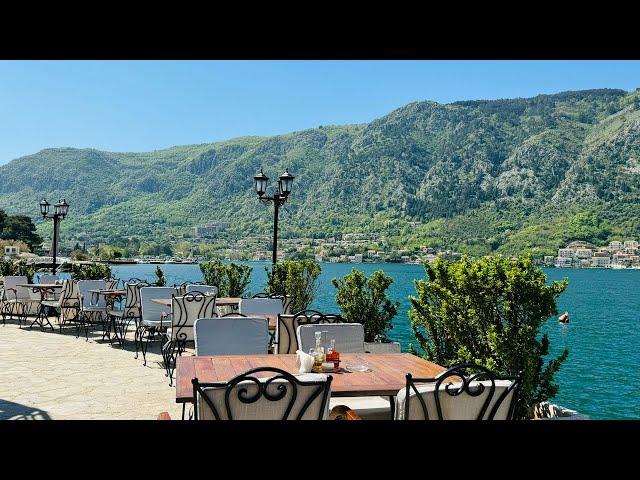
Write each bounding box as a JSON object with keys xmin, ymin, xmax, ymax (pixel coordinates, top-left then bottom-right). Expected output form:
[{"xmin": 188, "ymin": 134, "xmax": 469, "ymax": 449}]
[{"xmin": 311, "ymin": 331, "xmax": 325, "ymax": 373}]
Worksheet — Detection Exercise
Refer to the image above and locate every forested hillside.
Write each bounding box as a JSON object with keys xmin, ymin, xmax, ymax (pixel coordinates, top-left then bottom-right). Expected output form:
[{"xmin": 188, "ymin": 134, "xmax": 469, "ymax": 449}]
[{"xmin": 1, "ymin": 88, "xmax": 639, "ymax": 256}]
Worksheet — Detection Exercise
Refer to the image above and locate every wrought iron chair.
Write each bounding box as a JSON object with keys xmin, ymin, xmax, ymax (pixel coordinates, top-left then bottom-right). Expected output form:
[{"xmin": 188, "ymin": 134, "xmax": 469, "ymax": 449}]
[
  {"xmin": 1, "ymin": 276, "xmax": 41, "ymax": 327},
  {"xmin": 193, "ymin": 317, "xmax": 270, "ymax": 356},
  {"xmin": 136, "ymin": 286, "xmax": 177, "ymax": 365},
  {"xmin": 396, "ymin": 363, "xmax": 522, "ymax": 420},
  {"xmin": 161, "ymin": 292, "xmax": 217, "ymax": 385},
  {"xmin": 275, "ymin": 310, "xmax": 343, "ymax": 354},
  {"xmin": 239, "ymin": 297, "xmax": 285, "ymax": 349},
  {"xmin": 296, "ymin": 323, "xmax": 366, "ymax": 354},
  {"xmin": 251, "ymin": 292, "xmax": 292, "ymax": 314},
  {"xmin": 1, "ymin": 276, "xmax": 28, "ymax": 325},
  {"xmin": 75, "ymin": 279, "xmax": 111, "ymax": 340},
  {"xmin": 192, "ymin": 367, "xmax": 333, "ymax": 420},
  {"xmin": 41, "ymin": 279, "xmax": 80, "ymax": 333},
  {"xmin": 107, "ymin": 279, "xmax": 149, "ymax": 347}
]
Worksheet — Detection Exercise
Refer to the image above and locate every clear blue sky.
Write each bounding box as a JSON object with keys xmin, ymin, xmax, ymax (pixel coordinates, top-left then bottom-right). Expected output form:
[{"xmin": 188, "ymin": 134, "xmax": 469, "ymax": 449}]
[{"xmin": 1, "ymin": 60, "xmax": 639, "ymax": 165}]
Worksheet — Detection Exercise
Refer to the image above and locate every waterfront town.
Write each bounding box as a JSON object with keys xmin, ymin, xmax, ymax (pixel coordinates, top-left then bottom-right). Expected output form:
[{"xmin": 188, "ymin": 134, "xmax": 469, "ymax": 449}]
[
  {"xmin": 543, "ymin": 240, "xmax": 640, "ymax": 269},
  {"xmin": 5, "ymin": 219, "xmax": 639, "ymax": 270}
]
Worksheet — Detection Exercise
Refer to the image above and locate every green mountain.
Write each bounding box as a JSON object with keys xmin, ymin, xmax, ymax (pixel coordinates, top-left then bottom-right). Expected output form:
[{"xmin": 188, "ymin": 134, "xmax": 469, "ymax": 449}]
[{"xmin": 1, "ymin": 88, "xmax": 640, "ymax": 257}]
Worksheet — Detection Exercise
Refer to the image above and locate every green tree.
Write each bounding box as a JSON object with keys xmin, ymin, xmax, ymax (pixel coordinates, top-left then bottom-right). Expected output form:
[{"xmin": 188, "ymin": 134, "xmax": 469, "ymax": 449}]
[
  {"xmin": 266, "ymin": 260, "xmax": 321, "ymax": 313},
  {"xmin": 199, "ymin": 259, "xmax": 252, "ymax": 297},
  {"xmin": 332, "ymin": 268, "xmax": 399, "ymax": 342},
  {"xmin": 408, "ymin": 255, "xmax": 568, "ymax": 419},
  {"xmin": 0, "ymin": 214, "xmax": 42, "ymax": 251}
]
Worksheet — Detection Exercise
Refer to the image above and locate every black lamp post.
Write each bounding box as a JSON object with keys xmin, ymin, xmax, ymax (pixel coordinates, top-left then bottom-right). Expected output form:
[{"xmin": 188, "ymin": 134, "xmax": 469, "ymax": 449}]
[
  {"xmin": 39, "ymin": 198, "xmax": 69, "ymax": 274},
  {"xmin": 254, "ymin": 168, "xmax": 294, "ymax": 269}
]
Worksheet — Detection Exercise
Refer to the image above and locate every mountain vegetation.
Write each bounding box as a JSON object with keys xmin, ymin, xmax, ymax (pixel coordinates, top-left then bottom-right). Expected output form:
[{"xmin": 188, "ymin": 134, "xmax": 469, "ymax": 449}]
[{"xmin": 1, "ymin": 88, "xmax": 639, "ymax": 256}]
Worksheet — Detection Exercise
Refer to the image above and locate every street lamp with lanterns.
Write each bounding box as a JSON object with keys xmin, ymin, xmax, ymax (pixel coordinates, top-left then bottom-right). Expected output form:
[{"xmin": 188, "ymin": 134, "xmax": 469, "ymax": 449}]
[
  {"xmin": 39, "ymin": 198, "xmax": 69, "ymax": 274},
  {"xmin": 254, "ymin": 168, "xmax": 294, "ymax": 269}
]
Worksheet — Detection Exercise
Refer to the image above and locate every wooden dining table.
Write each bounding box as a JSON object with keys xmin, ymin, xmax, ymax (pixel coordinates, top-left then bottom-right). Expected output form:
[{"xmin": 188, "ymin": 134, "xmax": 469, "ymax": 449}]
[{"xmin": 175, "ymin": 353, "xmax": 446, "ymax": 407}]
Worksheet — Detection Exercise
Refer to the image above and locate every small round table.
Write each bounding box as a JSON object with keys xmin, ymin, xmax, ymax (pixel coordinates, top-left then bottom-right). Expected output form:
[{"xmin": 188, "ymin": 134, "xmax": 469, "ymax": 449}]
[{"xmin": 17, "ymin": 284, "xmax": 63, "ymax": 332}]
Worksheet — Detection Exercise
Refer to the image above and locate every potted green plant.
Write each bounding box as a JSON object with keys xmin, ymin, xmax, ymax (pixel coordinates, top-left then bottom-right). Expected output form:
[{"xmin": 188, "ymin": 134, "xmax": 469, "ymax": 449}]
[
  {"xmin": 332, "ymin": 268, "xmax": 401, "ymax": 352},
  {"xmin": 265, "ymin": 259, "xmax": 321, "ymax": 313}
]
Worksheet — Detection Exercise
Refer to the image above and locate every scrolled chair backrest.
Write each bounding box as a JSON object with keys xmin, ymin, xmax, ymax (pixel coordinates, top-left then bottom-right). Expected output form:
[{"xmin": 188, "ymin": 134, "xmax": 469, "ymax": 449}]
[
  {"xmin": 77, "ymin": 279, "xmax": 108, "ymax": 309},
  {"xmin": 2, "ymin": 276, "xmax": 29, "ymax": 300},
  {"xmin": 193, "ymin": 317, "xmax": 269, "ymax": 356},
  {"xmin": 171, "ymin": 292, "xmax": 217, "ymax": 342},
  {"xmin": 276, "ymin": 310, "xmax": 344, "ymax": 354},
  {"xmin": 192, "ymin": 367, "xmax": 333, "ymax": 420},
  {"xmin": 396, "ymin": 363, "xmax": 522, "ymax": 421},
  {"xmin": 296, "ymin": 323, "xmax": 365, "ymax": 354},
  {"xmin": 139, "ymin": 286, "xmax": 177, "ymax": 323},
  {"xmin": 59, "ymin": 279, "xmax": 76, "ymax": 303},
  {"xmin": 252, "ymin": 292, "xmax": 292, "ymax": 314},
  {"xmin": 122, "ymin": 279, "xmax": 149, "ymax": 318},
  {"xmin": 61, "ymin": 279, "xmax": 81, "ymax": 310}
]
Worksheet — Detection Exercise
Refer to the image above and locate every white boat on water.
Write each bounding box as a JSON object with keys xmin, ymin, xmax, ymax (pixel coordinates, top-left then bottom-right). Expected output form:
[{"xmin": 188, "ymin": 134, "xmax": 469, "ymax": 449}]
[{"xmin": 611, "ymin": 264, "xmax": 626, "ymax": 269}]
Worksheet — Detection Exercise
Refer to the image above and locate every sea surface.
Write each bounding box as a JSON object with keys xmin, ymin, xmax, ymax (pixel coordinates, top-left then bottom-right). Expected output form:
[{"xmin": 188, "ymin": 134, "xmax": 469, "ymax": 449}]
[{"xmin": 102, "ymin": 262, "xmax": 639, "ymax": 419}]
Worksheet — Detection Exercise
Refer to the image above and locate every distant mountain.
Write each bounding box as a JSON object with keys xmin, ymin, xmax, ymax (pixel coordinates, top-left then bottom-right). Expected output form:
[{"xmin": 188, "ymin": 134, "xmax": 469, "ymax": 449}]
[{"xmin": 1, "ymin": 88, "xmax": 639, "ymax": 256}]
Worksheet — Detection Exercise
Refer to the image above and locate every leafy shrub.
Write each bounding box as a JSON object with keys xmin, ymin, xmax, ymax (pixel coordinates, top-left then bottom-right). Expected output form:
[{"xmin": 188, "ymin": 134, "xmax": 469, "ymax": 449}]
[
  {"xmin": 408, "ymin": 255, "xmax": 568, "ymax": 419},
  {"xmin": 71, "ymin": 263, "xmax": 112, "ymax": 280},
  {"xmin": 332, "ymin": 268, "xmax": 399, "ymax": 342},
  {"xmin": 0, "ymin": 258, "xmax": 36, "ymax": 283},
  {"xmin": 200, "ymin": 259, "xmax": 252, "ymax": 297},
  {"xmin": 154, "ymin": 266, "xmax": 166, "ymax": 286},
  {"xmin": 266, "ymin": 260, "xmax": 321, "ymax": 313}
]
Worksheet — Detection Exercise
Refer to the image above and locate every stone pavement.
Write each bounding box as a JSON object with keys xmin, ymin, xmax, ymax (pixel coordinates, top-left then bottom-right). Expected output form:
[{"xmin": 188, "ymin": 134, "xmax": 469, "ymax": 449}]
[{"xmin": 0, "ymin": 318, "xmax": 184, "ymax": 420}]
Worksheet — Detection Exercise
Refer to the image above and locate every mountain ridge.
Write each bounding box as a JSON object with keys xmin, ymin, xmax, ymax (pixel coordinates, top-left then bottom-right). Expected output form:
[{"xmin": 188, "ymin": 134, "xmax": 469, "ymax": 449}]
[{"xmin": 1, "ymin": 88, "xmax": 638, "ymax": 257}]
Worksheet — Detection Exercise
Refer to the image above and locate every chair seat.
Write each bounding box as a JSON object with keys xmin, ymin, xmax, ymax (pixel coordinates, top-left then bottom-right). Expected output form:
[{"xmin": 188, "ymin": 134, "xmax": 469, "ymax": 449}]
[
  {"xmin": 108, "ymin": 309, "xmax": 124, "ymax": 317},
  {"xmin": 5, "ymin": 298, "xmax": 40, "ymax": 304},
  {"xmin": 81, "ymin": 306, "xmax": 107, "ymax": 313},
  {"xmin": 42, "ymin": 300, "xmax": 62, "ymax": 308},
  {"xmin": 140, "ymin": 319, "xmax": 169, "ymax": 328}
]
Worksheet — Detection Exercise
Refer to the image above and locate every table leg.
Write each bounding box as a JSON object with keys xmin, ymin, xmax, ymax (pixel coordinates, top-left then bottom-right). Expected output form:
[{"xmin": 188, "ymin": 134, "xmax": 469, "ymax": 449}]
[{"xmin": 29, "ymin": 301, "xmax": 54, "ymax": 332}]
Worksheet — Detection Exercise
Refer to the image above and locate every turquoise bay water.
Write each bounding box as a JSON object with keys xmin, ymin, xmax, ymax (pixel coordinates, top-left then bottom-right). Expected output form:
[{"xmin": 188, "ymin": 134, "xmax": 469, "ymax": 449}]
[{"xmin": 109, "ymin": 262, "xmax": 640, "ymax": 419}]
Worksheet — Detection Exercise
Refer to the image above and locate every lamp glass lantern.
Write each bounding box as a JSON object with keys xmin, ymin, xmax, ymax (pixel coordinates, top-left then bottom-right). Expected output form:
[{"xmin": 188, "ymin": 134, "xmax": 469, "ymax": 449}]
[
  {"xmin": 39, "ymin": 199, "xmax": 50, "ymax": 217},
  {"xmin": 254, "ymin": 169, "xmax": 269, "ymax": 197},
  {"xmin": 278, "ymin": 168, "xmax": 294, "ymax": 196},
  {"xmin": 57, "ymin": 199, "xmax": 69, "ymax": 218}
]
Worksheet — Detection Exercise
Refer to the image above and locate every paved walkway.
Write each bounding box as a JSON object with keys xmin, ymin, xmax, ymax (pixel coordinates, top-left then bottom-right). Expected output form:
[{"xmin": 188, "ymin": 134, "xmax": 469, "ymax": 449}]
[{"xmin": 0, "ymin": 318, "xmax": 184, "ymax": 420}]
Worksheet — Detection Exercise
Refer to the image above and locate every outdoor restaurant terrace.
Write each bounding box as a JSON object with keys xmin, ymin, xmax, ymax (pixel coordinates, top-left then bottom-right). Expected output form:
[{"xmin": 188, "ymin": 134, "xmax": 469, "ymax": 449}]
[{"xmin": 0, "ymin": 274, "xmax": 521, "ymax": 421}]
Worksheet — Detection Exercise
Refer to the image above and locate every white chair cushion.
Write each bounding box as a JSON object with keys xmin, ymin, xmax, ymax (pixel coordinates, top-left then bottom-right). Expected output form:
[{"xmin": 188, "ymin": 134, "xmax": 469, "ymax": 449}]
[
  {"xmin": 198, "ymin": 372, "xmax": 330, "ymax": 420},
  {"xmin": 239, "ymin": 298, "xmax": 283, "ymax": 317},
  {"xmin": 395, "ymin": 379, "xmax": 517, "ymax": 420},
  {"xmin": 194, "ymin": 317, "xmax": 270, "ymax": 355},
  {"xmin": 296, "ymin": 323, "xmax": 365, "ymax": 353}
]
